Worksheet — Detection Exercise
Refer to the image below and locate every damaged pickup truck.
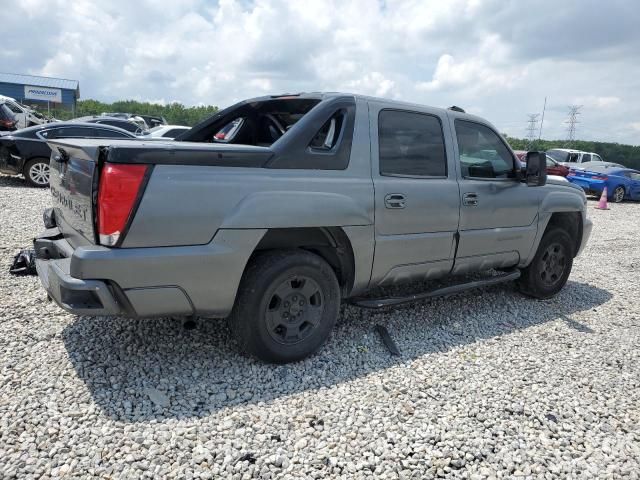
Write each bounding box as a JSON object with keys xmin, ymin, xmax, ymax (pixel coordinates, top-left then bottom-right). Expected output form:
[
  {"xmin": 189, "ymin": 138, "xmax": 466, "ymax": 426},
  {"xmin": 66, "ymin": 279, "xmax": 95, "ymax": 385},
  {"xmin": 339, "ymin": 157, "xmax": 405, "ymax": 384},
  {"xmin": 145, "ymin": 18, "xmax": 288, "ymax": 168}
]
[{"xmin": 34, "ymin": 93, "xmax": 592, "ymax": 363}]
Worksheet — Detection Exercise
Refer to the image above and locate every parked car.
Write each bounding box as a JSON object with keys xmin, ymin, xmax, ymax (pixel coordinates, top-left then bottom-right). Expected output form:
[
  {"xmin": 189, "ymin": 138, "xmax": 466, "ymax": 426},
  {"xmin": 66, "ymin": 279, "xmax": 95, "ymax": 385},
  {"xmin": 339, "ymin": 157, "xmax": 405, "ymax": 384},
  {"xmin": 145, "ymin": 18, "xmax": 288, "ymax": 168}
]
[
  {"xmin": 547, "ymin": 148, "xmax": 605, "ymax": 165},
  {"xmin": 73, "ymin": 116, "xmax": 148, "ymax": 135},
  {"xmin": 0, "ymin": 103, "xmax": 18, "ymax": 131},
  {"xmin": 138, "ymin": 115, "xmax": 167, "ymax": 129},
  {"xmin": 149, "ymin": 125, "xmax": 190, "ymax": 139},
  {"xmin": 567, "ymin": 165, "xmax": 640, "ymax": 202},
  {"xmin": 34, "ymin": 92, "xmax": 592, "ymax": 363},
  {"xmin": 570, "ymin": 161, "xmax": 625, "ymax": 171},
  {"xmin": 0, "ymin": 95, "xmax": 48, "ymax": 129},
  {"xmin": 0, "ymin": 122, "xmax": 136, "ymax": 187},
  {"xmin": 101, "ymin": 113, "xmax": 150, "ymax": 130},
  {"xmin": 514, "ymin": 151, "xmax": 570, "ymax": 177}
]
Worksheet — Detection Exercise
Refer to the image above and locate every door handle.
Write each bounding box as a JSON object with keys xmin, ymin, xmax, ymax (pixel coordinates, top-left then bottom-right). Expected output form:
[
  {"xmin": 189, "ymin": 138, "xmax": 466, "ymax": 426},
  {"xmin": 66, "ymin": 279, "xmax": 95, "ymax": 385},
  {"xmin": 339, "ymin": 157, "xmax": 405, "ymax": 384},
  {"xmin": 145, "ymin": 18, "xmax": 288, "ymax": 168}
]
[
  {"xmin": 462, "ymin": 192, "xmax": 478, "ymax": 206},
  {"xmin": 384, "ymin": 193, "xmax": 406, "ymax": 209}
]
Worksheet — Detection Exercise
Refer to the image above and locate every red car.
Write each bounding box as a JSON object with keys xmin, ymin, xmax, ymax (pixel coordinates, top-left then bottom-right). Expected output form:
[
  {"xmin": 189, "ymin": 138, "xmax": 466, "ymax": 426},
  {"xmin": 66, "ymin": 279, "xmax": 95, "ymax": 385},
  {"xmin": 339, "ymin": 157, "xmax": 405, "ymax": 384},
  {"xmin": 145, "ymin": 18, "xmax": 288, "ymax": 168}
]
[{"xmin": 514, "ymin": 150, "xmax": 570, "ymax": 177}]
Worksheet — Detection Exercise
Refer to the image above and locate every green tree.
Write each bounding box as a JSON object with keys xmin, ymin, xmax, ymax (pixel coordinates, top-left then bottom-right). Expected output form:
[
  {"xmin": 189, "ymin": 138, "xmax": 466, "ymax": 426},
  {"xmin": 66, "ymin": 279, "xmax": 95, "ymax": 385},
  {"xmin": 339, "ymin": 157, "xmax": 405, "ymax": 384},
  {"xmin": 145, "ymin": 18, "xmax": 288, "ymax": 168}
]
[
  {"xmin": 505, "ymin": 136, "xmax": 640, "ymax": 170},
  {"xmin": 51, "ymin": 99, "xmax": 219, "ymax": 126}
]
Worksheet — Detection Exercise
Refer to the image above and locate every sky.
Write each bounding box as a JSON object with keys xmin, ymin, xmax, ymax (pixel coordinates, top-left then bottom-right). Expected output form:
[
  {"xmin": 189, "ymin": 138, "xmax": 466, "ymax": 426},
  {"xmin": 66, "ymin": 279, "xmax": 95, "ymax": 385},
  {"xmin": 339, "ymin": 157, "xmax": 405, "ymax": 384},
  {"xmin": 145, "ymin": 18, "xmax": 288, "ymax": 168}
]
[{"xmin": 2, "ymin": 0, "xmax": 640, "ymax": 144}]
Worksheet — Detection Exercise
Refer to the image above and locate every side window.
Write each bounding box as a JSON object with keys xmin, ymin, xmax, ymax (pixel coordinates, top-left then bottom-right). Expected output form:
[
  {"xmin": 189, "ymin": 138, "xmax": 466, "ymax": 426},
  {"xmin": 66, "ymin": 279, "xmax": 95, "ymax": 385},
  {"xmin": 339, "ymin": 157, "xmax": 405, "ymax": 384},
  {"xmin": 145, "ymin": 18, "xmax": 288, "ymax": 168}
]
[
  {"xmin": 93, "ymin": 128, "xmax": 131, "ymax": 138},
  {"xmin": 99, "ymin": 120, "xmax": 137, "ymax": 133},
  {"xmin": 378, "ymin": 110, "xmax": 447, "ymax": 177},
  {"xmin": 46, "ymin": 127, "xmax": 93, "ymax": 138},
  {"xmin": 214, "ymin": 118, "xmax": 244, "ymax": 142},
  {"xmin": 592, "ymin": 154, "xmax": 603, "ymax": 162},
  {"xmin": 309, "ymin": 111, "xmax": 346, "ymax": 150},
  {"xmin": 581, "ymin": 153, "xmax": 592, "ymax": 162},
  {"xmin": 455, "ymin": 120, "xmax": 514, "ymax": 178},
  {"xmin": 568, "ymin": 153, "xmax": 579, "ymax": 163},
  {"xmin": 6, "ymin": 102, "xmax": 23, "ymax": 114},
  {"xmin": 630, "ymin": 172, "xmax": 640, "ymax": 181}
]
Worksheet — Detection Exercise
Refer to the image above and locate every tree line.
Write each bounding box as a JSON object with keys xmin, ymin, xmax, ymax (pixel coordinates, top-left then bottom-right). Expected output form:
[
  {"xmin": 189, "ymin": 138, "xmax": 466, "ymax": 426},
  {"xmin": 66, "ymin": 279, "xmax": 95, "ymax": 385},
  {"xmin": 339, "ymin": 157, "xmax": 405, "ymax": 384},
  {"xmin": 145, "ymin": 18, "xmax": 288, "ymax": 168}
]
[
  {"xmin": 505, "ymin": 136, "xmax": 640, "ymax": 170},
  {"xmin": 51, "ymin": 99, "xmax": 220, "ymax": 127}
]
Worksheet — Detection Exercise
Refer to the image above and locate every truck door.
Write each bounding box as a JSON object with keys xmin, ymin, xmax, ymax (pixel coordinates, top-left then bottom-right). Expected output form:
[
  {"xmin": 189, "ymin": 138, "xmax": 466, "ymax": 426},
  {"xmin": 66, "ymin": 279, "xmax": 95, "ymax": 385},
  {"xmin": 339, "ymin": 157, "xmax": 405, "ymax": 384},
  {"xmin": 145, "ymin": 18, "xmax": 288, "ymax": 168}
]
[
  {"xmin": 450, "ymin": 117, "xmax": 539, "ymax": 274},
  {"xmin": 369, "ymin": 103, "xmax": 460, "ymax": 286}
]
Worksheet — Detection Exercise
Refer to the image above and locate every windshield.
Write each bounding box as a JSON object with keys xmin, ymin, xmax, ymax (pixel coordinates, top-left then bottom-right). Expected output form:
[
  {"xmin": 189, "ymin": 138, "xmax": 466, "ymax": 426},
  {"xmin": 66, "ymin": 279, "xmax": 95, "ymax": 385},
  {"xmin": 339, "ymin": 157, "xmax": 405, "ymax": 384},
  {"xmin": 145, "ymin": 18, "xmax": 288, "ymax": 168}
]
[{"xmin": 547, "ymin": 149, "xmax": 569, "ymax": 162}]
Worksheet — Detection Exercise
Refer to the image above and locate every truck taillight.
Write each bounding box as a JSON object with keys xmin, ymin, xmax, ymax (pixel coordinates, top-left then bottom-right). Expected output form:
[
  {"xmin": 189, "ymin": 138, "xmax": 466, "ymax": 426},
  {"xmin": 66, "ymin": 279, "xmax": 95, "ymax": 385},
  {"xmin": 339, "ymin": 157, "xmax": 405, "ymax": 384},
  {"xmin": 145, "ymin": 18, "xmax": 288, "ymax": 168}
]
[{"xmin": 97, "ymin": 163, "xmax": 148, "ymax": 246}]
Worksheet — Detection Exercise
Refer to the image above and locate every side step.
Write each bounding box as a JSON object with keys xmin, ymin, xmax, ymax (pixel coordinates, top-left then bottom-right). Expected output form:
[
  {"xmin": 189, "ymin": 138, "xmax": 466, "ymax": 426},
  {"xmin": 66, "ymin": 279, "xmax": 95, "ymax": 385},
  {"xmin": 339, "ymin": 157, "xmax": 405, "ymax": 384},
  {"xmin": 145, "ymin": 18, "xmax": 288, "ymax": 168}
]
[{"xmin": 350, "ymin": 269, "xmax": 521, "ymax": 309}]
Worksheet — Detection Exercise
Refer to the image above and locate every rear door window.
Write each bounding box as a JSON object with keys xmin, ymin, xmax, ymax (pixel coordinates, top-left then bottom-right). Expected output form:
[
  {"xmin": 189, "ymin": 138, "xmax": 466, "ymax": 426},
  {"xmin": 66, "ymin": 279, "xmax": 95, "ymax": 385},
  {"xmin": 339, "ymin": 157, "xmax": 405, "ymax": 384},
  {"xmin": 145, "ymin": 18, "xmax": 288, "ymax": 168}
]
[
  {"xmin": 378, "ymin": 110, "xmax": 447, "ymax": 177},
  {"xmin": 455, "ymin": 120, "xmax": 514, "ymax": 178},
  {"xmin": 40, "ymin": 127, "xmax": 94, "ymax": 138},
  {"xmin": 93, "ymin": 128, "xmax": 132, "ymax": 138}
]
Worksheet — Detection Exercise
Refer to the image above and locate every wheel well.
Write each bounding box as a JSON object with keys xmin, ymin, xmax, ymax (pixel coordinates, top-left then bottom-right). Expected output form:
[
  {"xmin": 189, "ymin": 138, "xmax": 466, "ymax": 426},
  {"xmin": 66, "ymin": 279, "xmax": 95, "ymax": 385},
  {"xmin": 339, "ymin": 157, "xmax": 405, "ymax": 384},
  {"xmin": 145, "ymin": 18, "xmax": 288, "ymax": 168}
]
[
  {"xmin": 22, "ymin": 156, "xmax": 49, "ymax": 175},
  {"xmin": 253, "ymin": 227, "xmax": 355, "ymax": 296},
  {"xmin": 545, "ymin": 212, "xmax": 582, "ymax": 257}
]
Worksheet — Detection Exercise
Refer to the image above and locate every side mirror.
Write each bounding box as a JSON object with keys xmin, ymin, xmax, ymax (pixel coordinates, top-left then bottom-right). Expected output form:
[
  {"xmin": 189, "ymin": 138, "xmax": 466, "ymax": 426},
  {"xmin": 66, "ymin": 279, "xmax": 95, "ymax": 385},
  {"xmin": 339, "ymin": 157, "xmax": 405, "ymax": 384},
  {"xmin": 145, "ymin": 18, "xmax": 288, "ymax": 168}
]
[{"xmin": 525, "ymin": 151, "xmax": 547, "ymax": 186}]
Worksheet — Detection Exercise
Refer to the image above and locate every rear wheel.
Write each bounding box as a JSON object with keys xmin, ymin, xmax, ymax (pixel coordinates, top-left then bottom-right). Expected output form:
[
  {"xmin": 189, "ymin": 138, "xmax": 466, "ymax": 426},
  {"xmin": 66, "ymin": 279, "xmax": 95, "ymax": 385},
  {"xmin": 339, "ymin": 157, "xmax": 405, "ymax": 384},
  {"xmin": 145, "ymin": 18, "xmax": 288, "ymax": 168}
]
[
  {"xmin": 518, "ymin": 228, "xmax": 573, "ymax": 299},
  {"xmin": 612, "ymin": 186, "xmax": 625, "ymax": 203},
  {"xmin": 228, "ymin": 249, "xmax": 340, "ymax": 363},
  {"xmin": 23, "ymin": 158, "xmax": 50, "ymax": 187}
]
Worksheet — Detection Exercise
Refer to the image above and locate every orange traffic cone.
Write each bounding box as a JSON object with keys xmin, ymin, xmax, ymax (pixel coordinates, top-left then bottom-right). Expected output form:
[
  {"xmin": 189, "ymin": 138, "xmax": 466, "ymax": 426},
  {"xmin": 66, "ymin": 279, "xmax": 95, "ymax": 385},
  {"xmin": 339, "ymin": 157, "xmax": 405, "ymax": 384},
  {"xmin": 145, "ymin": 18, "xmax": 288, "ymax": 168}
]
[{"xmin": 595, "ymin": 186, "xmax": 609, "ymax": 210}]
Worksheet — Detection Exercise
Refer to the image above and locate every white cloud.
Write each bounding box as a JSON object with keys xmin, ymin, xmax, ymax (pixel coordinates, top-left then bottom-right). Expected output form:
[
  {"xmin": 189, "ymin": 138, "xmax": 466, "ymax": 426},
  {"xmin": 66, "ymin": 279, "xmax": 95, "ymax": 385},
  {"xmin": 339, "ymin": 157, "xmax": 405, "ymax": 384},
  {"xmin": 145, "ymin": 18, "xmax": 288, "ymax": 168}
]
[
  {"xmin": 574, "ymin": 96, "xmax": 621, "ymax": 109},
  {"xmin": 2, "ymin": 0, "xmax": 640, "ymax": 144}
]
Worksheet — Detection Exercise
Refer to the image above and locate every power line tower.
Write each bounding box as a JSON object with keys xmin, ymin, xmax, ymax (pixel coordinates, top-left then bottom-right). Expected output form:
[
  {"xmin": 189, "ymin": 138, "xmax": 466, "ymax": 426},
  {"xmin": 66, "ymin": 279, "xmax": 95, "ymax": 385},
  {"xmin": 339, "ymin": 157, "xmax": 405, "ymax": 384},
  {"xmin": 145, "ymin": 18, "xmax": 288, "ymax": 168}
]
[
  {"xmin": 565, "ymin": 105, "xmax": 582, "ymax": 147},
  {"xmin": 525, "ymin": 114, "xmax": 540, "ymax": 149}
]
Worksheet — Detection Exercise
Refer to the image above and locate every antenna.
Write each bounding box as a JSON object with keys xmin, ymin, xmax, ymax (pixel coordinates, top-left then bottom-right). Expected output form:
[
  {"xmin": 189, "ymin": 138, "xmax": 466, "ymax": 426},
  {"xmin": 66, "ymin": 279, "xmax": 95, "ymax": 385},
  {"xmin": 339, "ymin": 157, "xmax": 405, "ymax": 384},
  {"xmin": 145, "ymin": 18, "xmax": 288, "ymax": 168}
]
[{"xmin": 565, "ymin": 105, "xmax": 582, "ymax": 147}]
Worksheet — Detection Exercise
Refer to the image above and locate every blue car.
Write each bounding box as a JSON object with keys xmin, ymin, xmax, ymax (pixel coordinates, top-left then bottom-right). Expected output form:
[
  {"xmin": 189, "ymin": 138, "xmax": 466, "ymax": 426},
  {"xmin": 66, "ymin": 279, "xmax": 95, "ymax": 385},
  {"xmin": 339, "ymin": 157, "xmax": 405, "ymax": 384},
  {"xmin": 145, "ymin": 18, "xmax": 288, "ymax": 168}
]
[{"xmin": 567, "ymin": 165, "xmax": 640, "ymax": 203}]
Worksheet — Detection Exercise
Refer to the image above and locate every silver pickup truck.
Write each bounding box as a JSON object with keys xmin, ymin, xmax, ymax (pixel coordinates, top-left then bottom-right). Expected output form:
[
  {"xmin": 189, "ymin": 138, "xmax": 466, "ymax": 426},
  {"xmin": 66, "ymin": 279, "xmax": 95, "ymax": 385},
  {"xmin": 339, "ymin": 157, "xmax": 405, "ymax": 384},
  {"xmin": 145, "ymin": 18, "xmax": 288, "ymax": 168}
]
[{"xmin": 34, "ymin": 93, "xmax": 592, "ymax": 363}]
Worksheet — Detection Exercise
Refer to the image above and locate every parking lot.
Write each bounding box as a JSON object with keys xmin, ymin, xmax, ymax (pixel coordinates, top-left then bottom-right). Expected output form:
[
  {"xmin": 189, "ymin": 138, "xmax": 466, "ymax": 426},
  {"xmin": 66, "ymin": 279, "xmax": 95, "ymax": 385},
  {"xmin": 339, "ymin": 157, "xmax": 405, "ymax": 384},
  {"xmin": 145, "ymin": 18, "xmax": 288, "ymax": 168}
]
[{"xmin": 0, "ymin": 174, "xmax": 638, "ymax": 478}]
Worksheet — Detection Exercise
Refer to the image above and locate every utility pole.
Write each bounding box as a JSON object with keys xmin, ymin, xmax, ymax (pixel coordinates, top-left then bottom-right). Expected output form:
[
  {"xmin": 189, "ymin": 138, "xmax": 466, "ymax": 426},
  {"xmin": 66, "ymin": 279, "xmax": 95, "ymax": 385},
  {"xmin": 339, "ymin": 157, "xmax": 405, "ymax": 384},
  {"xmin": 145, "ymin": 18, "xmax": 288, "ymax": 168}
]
[
  {"xmin": 565, "ymin": 105, "xmax": 582, "ymax": 147},
  {"xmin": 526, "ymin": 113, "xmax": 540, "ymax": 149},
  {"xmin": 538, "ymin": 96, "xmax": 547, "ymax": 140}
]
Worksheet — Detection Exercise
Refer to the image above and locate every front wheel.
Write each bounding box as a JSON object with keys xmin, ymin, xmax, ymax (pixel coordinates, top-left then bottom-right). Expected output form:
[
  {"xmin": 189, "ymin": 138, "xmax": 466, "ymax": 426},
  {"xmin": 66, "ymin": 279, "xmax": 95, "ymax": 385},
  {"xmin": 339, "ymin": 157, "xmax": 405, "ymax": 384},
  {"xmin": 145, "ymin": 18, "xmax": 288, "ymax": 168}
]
[
  {"xmin": 518, "ymin": 228, "xmax": 574, "ymax": 299},
  {"xmin": 612, "ymin": 186, "xmax": 625, "ymax": 203},
  {"xmin": 228, "ymin": 249, "xmax": 340, "ymax": 363},
  {"xmin": 23, "ymin": 158, "xmax": 50, "ymax": 187}
]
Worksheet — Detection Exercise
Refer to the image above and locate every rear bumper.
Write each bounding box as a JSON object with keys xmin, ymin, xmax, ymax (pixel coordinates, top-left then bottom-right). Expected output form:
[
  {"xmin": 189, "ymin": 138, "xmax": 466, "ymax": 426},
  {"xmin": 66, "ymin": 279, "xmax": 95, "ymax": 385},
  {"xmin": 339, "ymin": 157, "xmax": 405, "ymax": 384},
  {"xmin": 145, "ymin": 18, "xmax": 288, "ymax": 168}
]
[
  {"xmin": 34, "ymin": 227, "xmax": 266, "ymax": 318},
  {"xmin": 568, "ymin": 177, "xmax": 605, "ymax": 196}
]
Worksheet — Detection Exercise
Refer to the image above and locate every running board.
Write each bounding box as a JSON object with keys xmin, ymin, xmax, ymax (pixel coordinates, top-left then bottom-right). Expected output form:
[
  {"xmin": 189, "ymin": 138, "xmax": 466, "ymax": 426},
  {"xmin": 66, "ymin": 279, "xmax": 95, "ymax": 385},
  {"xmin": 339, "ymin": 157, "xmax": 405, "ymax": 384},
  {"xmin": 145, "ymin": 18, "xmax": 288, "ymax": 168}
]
[{"xmin": 350, "ymin": 270, "xmax": 521, "ymax": 309}]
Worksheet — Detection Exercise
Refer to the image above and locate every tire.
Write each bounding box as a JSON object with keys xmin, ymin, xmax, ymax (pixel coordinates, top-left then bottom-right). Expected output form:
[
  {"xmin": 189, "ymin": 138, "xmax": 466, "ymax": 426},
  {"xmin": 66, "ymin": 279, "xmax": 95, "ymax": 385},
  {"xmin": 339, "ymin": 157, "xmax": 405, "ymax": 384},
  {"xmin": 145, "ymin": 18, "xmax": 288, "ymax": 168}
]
[
  {"xmin": 518, "ymin": 228, "xmax": 574, "ymax": 299},
  {"xmin": 228, "ymin": 249, "xmax": 340, "ymax": 363},
  {"xmin": 611, "ymin": 185, "xmax": 625, "ymax": 203},
  {"xmin": 23, "ymin": 158, "xmax": 50, "ymax": 188}
]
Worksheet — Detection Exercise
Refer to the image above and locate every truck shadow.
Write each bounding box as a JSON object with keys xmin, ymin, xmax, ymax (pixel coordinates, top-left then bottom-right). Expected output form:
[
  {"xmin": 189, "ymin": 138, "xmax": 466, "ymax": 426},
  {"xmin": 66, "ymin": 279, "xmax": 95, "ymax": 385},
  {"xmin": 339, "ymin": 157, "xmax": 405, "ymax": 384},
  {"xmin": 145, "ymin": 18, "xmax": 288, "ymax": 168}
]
[
  {"xmin": 61, "ymin": 280, "xmax": 612, "ymax": 422},
  {"xmin": 0, "ymin": 175, "xmax": 29, "ymax": 189}
]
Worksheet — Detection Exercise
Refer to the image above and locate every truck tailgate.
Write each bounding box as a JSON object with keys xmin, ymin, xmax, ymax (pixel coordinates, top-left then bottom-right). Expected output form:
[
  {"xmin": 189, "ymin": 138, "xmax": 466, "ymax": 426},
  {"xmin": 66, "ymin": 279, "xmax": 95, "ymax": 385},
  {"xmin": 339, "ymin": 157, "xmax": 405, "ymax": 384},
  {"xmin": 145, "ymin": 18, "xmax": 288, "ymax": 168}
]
[{"xmin": 48, "ymin": 141, "xmax": 101, "ymax": 247}]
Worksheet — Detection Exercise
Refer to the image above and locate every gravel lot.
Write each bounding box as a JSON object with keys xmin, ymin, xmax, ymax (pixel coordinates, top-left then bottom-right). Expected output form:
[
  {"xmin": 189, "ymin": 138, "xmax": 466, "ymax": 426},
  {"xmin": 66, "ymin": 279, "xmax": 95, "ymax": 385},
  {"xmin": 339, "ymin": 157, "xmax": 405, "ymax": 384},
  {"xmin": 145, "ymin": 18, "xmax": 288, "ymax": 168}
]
[{"xmin": 1, "ymin": 174, "xmax": 639, "ymax": 479}]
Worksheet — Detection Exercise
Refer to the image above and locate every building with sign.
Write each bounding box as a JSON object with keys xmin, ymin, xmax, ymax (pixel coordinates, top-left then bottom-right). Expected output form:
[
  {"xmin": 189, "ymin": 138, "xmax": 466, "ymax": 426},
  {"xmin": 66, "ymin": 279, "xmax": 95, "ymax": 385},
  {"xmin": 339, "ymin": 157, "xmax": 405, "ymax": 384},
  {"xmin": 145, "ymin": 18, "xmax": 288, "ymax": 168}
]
[{"xmin": 0, "ymin": 72, "xmax": 80, "ymax": 115}]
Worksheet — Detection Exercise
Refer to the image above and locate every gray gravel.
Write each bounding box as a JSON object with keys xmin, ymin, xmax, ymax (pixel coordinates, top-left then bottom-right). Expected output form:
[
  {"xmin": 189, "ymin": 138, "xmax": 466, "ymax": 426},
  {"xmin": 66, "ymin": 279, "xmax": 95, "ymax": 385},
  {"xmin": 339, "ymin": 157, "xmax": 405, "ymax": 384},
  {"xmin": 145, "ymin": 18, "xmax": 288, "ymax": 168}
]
[{"xmin": 1, "ymin": 173, "xmax": 639, "ymax": 479}]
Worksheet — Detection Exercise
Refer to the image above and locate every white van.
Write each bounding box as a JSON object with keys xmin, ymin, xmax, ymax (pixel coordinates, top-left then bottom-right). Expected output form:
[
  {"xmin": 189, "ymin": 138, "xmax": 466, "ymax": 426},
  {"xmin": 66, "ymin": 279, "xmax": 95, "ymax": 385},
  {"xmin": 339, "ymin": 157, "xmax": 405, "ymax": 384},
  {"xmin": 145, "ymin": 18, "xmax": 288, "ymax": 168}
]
[
  {"xmin": 547, "ymin": 148, "xmax": 604, "ymax": 165},
  {"xmin": 0, "ymin": 95, "xmax": 48, "ymax": 129}
]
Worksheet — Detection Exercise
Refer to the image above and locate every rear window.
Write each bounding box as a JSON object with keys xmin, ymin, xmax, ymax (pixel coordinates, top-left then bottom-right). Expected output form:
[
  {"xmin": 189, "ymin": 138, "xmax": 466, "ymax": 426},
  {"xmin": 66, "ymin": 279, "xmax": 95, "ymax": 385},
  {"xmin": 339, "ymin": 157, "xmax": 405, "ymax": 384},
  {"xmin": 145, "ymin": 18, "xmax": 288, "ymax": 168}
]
[
  {"xmin": 185, "ymin": 97, "xmax": 321, "ymax": 146},
  {"xmin": 547, "ymin": 150, "xmax": 569, "ymax": 162},
  {"xmin": 0, "ymin": 104, "xmax": 15, "ymax": 120}
]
